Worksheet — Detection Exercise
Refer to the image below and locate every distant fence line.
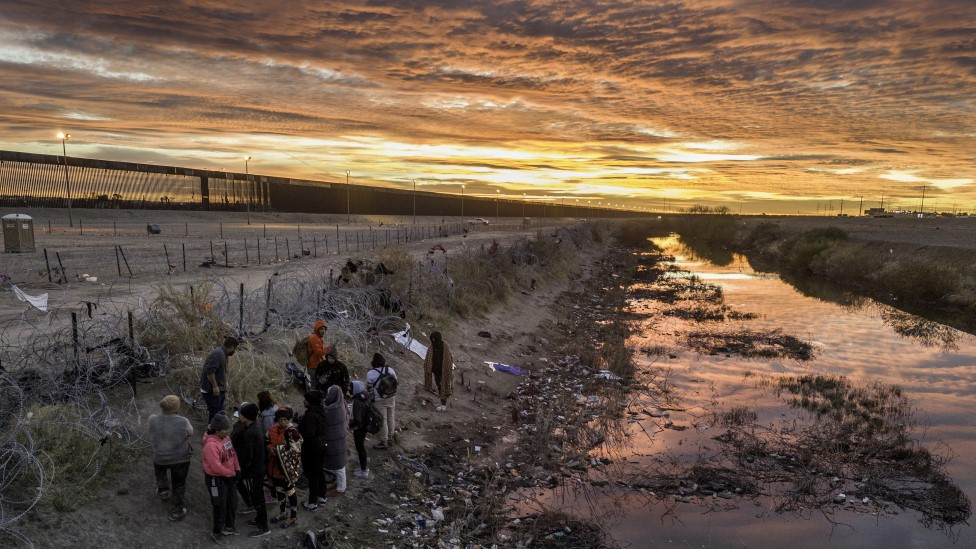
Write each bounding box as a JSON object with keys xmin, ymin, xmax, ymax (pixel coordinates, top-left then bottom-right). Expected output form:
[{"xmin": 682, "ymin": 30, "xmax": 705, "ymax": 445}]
[{"xmin": 0, "ymin": 149, "xmax": 634, "ymax": 219}]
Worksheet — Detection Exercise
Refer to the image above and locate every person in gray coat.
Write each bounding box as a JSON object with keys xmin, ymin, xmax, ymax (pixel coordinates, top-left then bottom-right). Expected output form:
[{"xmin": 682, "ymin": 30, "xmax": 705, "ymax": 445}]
[
  {"xmin": 148, "ymin": 395, "xmax": 193, "ymax": 522},
  {"xmin": 321, "ymin": 384, "xmax": 348, "ymax": 497}
]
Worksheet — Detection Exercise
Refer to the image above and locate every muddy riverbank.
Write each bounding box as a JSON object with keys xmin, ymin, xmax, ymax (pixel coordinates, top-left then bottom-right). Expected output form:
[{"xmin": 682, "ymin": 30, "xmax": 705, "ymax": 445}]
[{"xmin": 519, "ymin": 231, "xmax": 974, "ymax": 548}]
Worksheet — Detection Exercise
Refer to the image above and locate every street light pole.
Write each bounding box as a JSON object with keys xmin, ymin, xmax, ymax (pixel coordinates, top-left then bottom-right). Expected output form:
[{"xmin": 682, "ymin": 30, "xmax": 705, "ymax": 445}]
[
  {"xmin": 461, "ymin": 185, "xmax": 465, "ymax": 226},
  {"xmin": 346, "ymin": 170, "xmax": 351, "ymax": 223},
  {"xmin": 57, "ymin": 132, "xmax": 73, "ymax": 227},
  {"xmin": 495, "ymin": 189, "xmax": 500, "ymax": 224},
  {"xmin": 244, "ymin": 155, "xmax": 251, "ymax": 225},
  {"xmin": 522, "ymin": 193, "xmax": 526, "ymax": 218},
  {"xmin": 413, "ymin": 179, "xmax": 417, "ymax": 225}
]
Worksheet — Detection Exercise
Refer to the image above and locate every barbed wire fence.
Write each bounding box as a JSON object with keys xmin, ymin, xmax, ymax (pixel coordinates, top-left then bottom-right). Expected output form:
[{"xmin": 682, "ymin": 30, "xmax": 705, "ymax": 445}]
[{"xmin": 0, "ymin": 220, "xmax": 591, "ymax": 547}]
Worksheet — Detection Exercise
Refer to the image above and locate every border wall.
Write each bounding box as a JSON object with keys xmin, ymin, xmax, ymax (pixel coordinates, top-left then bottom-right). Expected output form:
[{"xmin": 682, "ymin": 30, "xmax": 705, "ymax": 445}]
[{"xmin": 0, "ymin": 150, "xmax": 633, "ymax": 219}]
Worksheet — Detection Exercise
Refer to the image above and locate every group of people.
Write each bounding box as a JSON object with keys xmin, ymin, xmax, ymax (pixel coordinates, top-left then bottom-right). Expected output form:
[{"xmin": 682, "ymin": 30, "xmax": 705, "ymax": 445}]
[{"xmin": 148, "ymin": 320, "xmax": 456, "ymax": 545}]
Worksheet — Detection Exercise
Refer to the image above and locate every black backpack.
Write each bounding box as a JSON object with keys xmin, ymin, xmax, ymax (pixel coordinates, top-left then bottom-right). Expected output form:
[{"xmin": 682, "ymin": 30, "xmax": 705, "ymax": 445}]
[
  {"xmin": 365, "ymin": 396, "xmax": 384, "ymax": 435},
  {"xmin": 372, "ymin": 365, "xmax": 398, "ymax": 399}
]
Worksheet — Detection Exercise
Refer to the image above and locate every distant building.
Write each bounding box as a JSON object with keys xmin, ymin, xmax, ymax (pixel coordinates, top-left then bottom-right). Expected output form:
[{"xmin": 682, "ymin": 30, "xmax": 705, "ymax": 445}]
[{"xmin": 865, "ymin": 208, "xmax": 885, "ymax": 216}]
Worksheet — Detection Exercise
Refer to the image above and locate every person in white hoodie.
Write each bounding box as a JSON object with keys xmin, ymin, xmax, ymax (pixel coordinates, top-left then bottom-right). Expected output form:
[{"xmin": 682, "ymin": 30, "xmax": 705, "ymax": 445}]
[{"xmin": 365, "ymin": 353, "xmax": 397, "ymax": 449}]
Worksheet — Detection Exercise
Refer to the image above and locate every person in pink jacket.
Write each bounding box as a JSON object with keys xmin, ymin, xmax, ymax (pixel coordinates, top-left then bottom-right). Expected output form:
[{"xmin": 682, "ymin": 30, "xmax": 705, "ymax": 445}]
[{"xmin": 202, "ymin": 414, "xmax": 240, "ymax": 545}]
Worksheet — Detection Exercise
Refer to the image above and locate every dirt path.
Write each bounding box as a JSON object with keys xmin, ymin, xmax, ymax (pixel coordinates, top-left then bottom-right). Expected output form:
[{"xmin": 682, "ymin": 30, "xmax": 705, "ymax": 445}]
[{"xmin": 7, "ymin": 213, "xmax": 601, "ymax": 549}]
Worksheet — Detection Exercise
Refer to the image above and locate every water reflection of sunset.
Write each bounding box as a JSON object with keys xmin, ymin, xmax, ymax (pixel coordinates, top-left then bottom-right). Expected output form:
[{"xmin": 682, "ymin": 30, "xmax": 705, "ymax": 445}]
[{"xmin": 549, "ymin": 236, "xmax": 976, "ymax": 548}]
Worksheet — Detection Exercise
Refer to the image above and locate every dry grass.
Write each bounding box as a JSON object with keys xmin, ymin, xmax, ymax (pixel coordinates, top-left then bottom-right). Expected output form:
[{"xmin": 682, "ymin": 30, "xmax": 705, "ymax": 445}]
[
  {"xmin": 138, "ymin": 282, "xmax": 231, "ymax": 363},
  {"xmin": 17, "ymin": 404, "xmax": 135, "ymax": 512}
]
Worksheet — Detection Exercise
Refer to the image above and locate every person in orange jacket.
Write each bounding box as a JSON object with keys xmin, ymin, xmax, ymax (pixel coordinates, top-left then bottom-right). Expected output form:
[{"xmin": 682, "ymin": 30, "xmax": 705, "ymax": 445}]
[{"xmin": 307, "ymin": 320, "xmax": 334, "ymax": 386}]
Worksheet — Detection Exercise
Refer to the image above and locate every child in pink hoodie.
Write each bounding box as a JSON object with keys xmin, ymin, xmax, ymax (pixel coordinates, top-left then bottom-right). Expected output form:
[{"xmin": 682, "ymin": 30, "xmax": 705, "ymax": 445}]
[{"xmin": 202, "ymin": 413, "xmax": 240, "ymax": 545}]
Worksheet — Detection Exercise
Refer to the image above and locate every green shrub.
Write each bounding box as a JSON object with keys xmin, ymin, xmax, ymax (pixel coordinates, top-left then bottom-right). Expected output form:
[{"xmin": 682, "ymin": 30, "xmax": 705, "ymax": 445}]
[
  {"xmin": 779, "ymin": 226, "xmax": 849, "ymax": 273},
  {"xmin": 616, "ymin": 220, "xmax": 666, "ymax": 248},
  {"xmin": 670, "ymin": 214, "xmax": 737, "ymax": 246},
  {"xmin": 875, "ymin": 259, "xmax": 963, "ymax": 303},
  {"xmin": 743, "ymin": 221, "xmax": 782, "ymax": 249},
  {"xmin": 812, "ymin": 242, "xmax": 883, "ymax": 284}
]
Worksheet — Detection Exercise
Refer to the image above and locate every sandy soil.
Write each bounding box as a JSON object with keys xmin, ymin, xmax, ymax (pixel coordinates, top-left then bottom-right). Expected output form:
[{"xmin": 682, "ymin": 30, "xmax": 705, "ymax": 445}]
[{"xmin": 3, "ymin": 208, "xmax": 596, "ymax": 549}]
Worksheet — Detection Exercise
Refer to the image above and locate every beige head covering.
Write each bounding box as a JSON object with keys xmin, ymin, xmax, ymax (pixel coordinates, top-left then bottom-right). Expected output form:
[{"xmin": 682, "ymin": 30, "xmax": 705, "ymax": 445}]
[{"xmin": 159, "ymin": 395, "xmax": 181, "ymax": 413}]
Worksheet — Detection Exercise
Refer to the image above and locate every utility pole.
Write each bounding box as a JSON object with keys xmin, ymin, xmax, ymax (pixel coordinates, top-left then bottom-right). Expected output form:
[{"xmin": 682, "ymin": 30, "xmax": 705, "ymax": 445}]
[
  {"xmin": 859, "ymin": 196, "xmax": 863, "ymax": 216},
  {"xmin": 880, "ymin": 192, "xmax": 885, "ymax": 212},
  {"xmin": 839, "ymin": 198, "xmax": 844, "ymax": 215},
  {"xmin": 345, "ymin": 170, "xmax": 351, "ymax": 223},
  {"xmin": 244, "ymin": 155, "xmax": 251, "ymax": 225},
  {"xmin": 412, "ymin": 179, "xmax": 417, "ymax": 225},
  {"xmin": 57, "ymin": 132, "xmax": 73, "ymax": 227},
  {"xmin": 920, "ymin": 184, "xmax": 926, "ymax": 215}
]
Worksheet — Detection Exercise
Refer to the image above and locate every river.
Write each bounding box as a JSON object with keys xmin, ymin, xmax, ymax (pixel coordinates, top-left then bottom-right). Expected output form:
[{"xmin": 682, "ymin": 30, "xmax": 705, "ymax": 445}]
[{"xmin": 520, "ymin": 235, "xmax": 975, "ymax": 548}]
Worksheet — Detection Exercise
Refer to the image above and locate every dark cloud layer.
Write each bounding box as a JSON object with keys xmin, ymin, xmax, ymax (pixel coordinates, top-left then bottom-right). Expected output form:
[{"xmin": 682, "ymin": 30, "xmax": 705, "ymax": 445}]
[{"xmin": 0, "ymin": 0, "xmax": 974, "ymax": 212}]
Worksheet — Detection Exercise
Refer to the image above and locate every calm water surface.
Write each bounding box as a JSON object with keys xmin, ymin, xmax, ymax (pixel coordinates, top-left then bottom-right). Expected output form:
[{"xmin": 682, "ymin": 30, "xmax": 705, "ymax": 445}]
[{"xmin": 525, "ymin": 236, "xmax": 976, "ymax": 548}]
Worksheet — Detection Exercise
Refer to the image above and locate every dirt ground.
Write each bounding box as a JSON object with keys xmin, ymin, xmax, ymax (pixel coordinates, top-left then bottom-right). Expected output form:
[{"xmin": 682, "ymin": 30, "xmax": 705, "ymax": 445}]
[{"xmin": 1, "ymin": 208, "xmax": 597, "ymax": 548}]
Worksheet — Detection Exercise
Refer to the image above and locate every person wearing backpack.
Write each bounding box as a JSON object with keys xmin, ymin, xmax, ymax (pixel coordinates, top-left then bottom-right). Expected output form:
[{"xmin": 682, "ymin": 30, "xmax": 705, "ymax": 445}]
[
  {"xmin": 302, "ymin": 320, "xmax": 334, "ymax": 387},
  {"xmin": 365, "ymin": 353, "xmax": 397, "ymax": 450},
  {"xmin": 347, "ymin": 380, "xmax": 371, "ymax": 478}
]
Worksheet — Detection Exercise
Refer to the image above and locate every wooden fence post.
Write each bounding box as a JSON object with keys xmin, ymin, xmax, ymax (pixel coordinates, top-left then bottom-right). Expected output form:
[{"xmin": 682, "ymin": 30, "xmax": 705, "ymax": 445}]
[
  {"xmin": 224, "ymin": 241, "xmax": 229, "ymax": 268},
  {"xmin": 55, "ymin": 252, "xmax": 67, "ymax": 283},
  {"xmin": 163, "ymin": 244, "xmax": 171, "ymax": 275},
  {"xmin": 263, "ymin": 278, "xmax": 273, "ymax": 332},
  {"xmin": 118, "ymin": 246, "xmax": 133, "ymax": 276},
  {"xmin": 127, "ymin": 310, "xmax": 137, "ymax": 396},
  {"xmin": 238, "ymin": 283, "xmax": 245, "ymax": 338},
  {"xmin": 244, "ymin": 239, "xmax": 249, "ymax": 264},
  {"xmin": 44, "ymin": 248, "xmax": 53, "ymax": 282},
  {"xmin": 71, "ymin": 312, "xmax": 79, "ymax": 374},
  {"xmin": 182, "ymin": 243, "xmax": 187, "ymax": 272}
]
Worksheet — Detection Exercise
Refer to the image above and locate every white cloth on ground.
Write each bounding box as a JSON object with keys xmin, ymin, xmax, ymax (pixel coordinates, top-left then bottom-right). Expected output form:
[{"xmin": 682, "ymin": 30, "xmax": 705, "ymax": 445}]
[{"xmin": 11, "ymin": 285, "xmax": 48, "ymax": 312}]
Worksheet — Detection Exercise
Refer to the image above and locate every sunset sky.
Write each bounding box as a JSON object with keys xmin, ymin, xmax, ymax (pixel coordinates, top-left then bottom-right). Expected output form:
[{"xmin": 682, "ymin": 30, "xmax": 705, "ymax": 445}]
[{"xmin": 1, "ymin": 0, "xmax": 974, "ymax": 214}]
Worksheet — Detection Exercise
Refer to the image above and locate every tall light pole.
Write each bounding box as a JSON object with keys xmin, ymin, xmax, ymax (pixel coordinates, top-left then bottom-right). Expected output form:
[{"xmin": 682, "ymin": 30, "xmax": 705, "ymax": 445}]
[
  {"xmin": 243, "ymin": 155, "xmax": 252, "ymax": 224},
  {"xmin": 345, "ymin": 170, "xmax": 351, "ymax": 223},
  {"xmin": 57, "ymin": 132, "xmax": 73, "ymax": 227},
  {"xmin": 412, "ymin": 179, "xmax": 417, "ymax": 225},
  {"xmin": 522, "ymin": 193, "xmax": 526, "ymax": 218},
  {"xmin": 460, "ymin": 185, "xmax": 465, "ymax": 226},
  {"xmin": 495, "ymin": 189, "xmax": 500, "ymax": 224}
]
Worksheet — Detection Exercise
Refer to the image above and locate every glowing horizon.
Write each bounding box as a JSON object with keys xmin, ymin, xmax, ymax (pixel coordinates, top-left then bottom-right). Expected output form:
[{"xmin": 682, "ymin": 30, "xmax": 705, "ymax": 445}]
[{"xmin": 1, "ymin": 1, "xmax": 974, "ymax": 214}]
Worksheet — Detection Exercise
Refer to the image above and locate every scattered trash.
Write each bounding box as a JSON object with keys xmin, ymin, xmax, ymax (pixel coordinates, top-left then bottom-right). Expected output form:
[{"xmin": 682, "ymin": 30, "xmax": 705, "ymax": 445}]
[
  {"xmin": 484, "ymin": 362, "xmax": 528, "ymax": 376},
  {"xmin": 393, "ymin": 323, "xmax": 429, "ymax": 359},
  {"xmin": 595, "ymin": 370, "xmax": 621, "ymax": 381}
]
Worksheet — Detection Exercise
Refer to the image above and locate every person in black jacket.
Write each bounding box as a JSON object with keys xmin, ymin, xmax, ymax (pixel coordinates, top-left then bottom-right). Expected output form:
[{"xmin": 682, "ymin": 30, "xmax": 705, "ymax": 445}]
[
  {"xmin": 315, "ymin": 348, "xmax": 350, "ymax": 397},
  {"xmin": 348, "ymin": 380, "xmax": 370, "ymax": 478},
  {"xmin": 297, "ymin": 390, "xmax": 327, "ymax": 511},
  {"xmin": 235, "ymin": 403, "xmax": 269, "ymax": 538},
  {"xmin": 230, "ymin": 402, "xmax": 256, "ymax": 515}
]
